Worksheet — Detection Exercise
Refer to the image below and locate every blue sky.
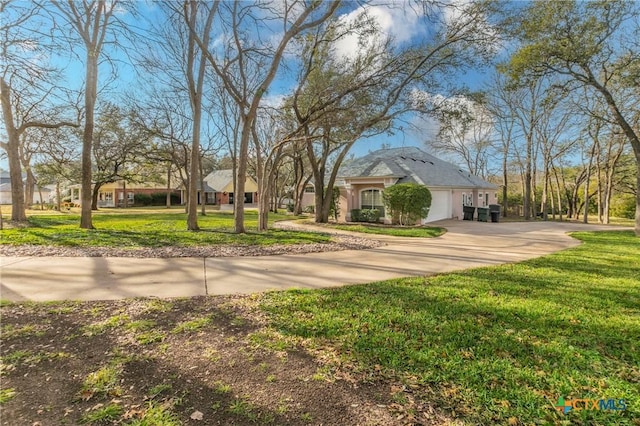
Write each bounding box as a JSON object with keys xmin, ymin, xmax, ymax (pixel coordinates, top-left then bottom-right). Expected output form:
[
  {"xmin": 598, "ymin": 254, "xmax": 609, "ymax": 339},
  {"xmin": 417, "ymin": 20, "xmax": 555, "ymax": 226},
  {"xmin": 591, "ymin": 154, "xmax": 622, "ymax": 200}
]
[{"xmin": 1, "ymin": 0, "xmax": 496, "ymax": 171}]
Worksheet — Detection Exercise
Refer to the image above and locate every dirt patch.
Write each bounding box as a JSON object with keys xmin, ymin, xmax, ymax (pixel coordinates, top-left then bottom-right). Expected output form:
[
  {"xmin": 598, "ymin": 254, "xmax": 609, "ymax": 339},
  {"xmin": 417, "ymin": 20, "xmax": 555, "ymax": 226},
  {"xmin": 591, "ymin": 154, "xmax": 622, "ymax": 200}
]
[{"xmin": 0, "ymin": 296, "xmax": 426, "ymax": 425}]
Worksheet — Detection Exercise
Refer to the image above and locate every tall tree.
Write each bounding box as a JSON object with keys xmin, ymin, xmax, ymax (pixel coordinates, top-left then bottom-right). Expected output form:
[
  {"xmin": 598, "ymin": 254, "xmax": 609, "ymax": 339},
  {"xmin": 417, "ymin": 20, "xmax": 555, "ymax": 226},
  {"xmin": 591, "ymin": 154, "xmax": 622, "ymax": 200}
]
[
  {"xmin": 87, "ymin": 104, "xmax": 147, "ymax": 209},
  {"xmin": 189, "ymin": 0, "xmax": 341, "ymax": 233},
  {"xmin": 503, "ymin": 0, "xmax": 640, "ymax": 234},
  {"xmin": 431, "ymin": 92, "xmax": 494, "ymax": 178},
  {"xmin": 51, "ymin": 0, "xmax": 122, "ymax": 229},
  {"xmin": 291, "ymin": 1, "xmax": 498, "ymax": 223},
  {"xmin": 1, "ymin": 1, "xmax": 77, "ymax": 221}
]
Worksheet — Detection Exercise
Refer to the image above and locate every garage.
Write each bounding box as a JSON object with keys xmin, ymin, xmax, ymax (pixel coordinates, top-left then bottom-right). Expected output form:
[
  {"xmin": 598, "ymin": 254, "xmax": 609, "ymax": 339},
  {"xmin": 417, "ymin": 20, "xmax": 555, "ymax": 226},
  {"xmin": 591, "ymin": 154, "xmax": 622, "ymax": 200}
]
[{"xmin": 423, "ymin": 189, "xmax": 451, "ymax": 223}]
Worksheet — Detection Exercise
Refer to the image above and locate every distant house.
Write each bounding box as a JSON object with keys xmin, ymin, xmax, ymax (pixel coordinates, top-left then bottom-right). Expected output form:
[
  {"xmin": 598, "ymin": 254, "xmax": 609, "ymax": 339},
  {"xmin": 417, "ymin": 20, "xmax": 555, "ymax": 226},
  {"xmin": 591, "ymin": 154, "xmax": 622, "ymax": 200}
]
[
  {"xmin": 0, "ymin": 170, "xmax": 52, "ymax": 205},
  {"xmin": 182, "ymin": 170, "xmax": 258, "ymax": 209},
  {"xmin": 318, "ymin": 147, "xmax": 498, "ymax": 223},
  {"xmin": 68, "ymin": 180, "xmax": 178, "ymax": 208}
]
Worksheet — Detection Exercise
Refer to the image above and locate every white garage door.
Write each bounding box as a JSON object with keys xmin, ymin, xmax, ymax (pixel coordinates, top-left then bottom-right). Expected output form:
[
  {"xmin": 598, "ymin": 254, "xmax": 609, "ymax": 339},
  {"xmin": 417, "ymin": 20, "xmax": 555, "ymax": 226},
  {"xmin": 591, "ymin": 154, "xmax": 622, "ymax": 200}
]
[{"xmin": 423, "ymin": 190, "xmax": 451, "ymax": 223}]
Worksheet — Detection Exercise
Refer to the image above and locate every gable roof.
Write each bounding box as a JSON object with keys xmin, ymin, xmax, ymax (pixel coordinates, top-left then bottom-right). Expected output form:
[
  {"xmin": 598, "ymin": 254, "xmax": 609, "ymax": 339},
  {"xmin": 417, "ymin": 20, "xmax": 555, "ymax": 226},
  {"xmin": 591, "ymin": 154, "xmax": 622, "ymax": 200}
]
[
  {"xmin": 338, "ymin": 146, "xmax": 497, "ymax": 189},
  {"xmin": 203, "ymin": 169, "xmax": 235, "ymax": 192}
]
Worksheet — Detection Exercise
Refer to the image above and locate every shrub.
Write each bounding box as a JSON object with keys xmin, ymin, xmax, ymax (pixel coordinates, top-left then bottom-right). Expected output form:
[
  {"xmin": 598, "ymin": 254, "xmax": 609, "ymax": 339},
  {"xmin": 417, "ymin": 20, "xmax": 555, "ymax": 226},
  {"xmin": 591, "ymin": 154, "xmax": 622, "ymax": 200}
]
[
  {"xmin": 350, "ymin": 209, "xmax": 361, "ymax": 222},
  {"xmin": 134, "ymin": 194, "xmax": 153, "ymax": 206},
  {"xmin": 303, "ymin": 205, "xmax": 315, "ymax": 214},
  {"xmin": 383, "ymin": 183, "xmax": 431, "ymax": 225},
  {"xmin": 360, "ymin": 209, "xmax": 380, "ymax": 223},
  {"xmin": 610, "ymin": 194, "xmax": 635, "ymax": 219}
]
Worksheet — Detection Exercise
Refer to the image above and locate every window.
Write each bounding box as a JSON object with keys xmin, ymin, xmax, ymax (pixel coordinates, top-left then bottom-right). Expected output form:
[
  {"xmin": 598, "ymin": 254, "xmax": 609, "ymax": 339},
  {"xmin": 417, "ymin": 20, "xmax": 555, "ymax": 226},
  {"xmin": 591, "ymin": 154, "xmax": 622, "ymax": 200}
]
[
  {"xmin": 304, "ymin": 185, "xmax": 315, "ymax": 193},
  {"xmin": 244, "ymin": 192, "xmax": 253, "ymax": 203},
  {"xmin": 128, "ymin": 192, "xmax": 134, "ymax": 201},
  {"xmin": 361, "ymin": 189, "xmax": 384, "ymax": 217},
  {"xmin": 104, "ymin": 192, "xmax": 113, "ymax": 202}
]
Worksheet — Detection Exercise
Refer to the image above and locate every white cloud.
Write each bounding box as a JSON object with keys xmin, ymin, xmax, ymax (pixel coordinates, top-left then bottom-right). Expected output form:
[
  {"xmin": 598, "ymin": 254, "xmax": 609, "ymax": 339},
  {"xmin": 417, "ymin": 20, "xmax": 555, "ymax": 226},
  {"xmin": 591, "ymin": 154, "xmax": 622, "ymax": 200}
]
[{"xmin": 333, "ymin": 3, "xmax": 425, "ymax": 61}]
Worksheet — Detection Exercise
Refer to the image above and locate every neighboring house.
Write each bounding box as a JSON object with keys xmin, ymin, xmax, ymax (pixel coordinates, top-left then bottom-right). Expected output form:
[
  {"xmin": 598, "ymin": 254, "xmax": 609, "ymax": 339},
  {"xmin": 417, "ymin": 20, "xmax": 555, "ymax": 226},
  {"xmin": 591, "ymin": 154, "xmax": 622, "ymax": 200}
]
[
  {"xmin": 0, "ymin": 176, "xmax": 52, "ymax": 205},
  {"xmin": 0, "ymin": 170, "xmax": 10, "ymax": 185},
  {"xmin": 68, "ymin": 180, "xmax": 178, "ymax": 208},
  {"xmin": 182, "ymin": 169, "xmax": 259, "ymax": 209},
  {"xmin": 323, "ymin": 146, "xmax": 498, "ymax": 223}
]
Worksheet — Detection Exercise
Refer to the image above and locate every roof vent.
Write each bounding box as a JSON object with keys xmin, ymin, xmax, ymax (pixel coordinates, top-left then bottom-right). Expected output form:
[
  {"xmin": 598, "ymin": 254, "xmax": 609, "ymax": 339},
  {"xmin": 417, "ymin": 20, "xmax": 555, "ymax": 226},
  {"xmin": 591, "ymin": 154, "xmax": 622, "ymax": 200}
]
[{"xmin": 400, "ymin": 156, "xmax": 406, "ymax": 160}]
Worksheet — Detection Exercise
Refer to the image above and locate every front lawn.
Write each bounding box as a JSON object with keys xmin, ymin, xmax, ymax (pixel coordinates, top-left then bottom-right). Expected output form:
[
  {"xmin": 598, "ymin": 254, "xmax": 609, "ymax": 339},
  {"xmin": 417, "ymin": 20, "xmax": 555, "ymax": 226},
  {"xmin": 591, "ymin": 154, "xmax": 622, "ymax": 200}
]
[
  {"xmin": 0, "ymin": 210, "xmax": 331, "ymax": 247},
  {"xmin": 1, "ymin": 228, "xmax": 637, "ymax": 424},
  {"xmin": 262, "ymin": 231, "xmax": 640, "ymax": 424},
  {"xmin": 319, "ymin": 222, "xmax": 445, "ymax": 238}
]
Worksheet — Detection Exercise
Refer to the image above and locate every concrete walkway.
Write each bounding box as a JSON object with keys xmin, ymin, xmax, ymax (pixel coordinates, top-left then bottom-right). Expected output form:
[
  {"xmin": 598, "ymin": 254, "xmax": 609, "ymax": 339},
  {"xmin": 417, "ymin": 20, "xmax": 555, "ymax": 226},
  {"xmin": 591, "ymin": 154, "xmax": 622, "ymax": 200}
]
[{"xmin": 0, "ymin": 220, "xmax": 626, "ymax": 302}]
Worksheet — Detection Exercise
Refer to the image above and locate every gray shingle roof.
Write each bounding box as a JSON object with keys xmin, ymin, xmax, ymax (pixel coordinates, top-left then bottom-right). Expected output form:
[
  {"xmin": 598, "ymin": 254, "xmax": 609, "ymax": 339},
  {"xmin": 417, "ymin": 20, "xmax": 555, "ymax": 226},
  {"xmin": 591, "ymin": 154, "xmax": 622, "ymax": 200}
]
[
  {"xmin": 203, "ymin": 170, "xmax": 234, "ymax": 192},
  {"xmin": 338, "ymin": 147, "xmax": 497, "ymax": 189}
]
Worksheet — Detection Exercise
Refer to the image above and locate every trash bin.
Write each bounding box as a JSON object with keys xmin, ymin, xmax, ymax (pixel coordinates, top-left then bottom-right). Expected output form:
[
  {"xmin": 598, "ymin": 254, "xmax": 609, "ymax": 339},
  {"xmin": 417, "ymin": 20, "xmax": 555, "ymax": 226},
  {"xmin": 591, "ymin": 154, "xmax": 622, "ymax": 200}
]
[
  {"xmin": 477, "ymin": 207, "xmax": 489, "ymax": 222},
  {"xmin": 489, "ymin": 204, "xmax": 501, "ymax": 223},
  {"xmin": 462, "ymin": 205, "xmax": 476, "ymax": 221}
]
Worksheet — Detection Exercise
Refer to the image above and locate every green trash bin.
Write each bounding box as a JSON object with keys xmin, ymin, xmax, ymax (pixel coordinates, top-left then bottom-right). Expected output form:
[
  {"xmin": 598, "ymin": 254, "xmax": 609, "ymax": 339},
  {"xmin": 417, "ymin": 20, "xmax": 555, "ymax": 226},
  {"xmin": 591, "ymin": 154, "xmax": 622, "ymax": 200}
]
[{"xmin": 477, "ymin": 207, "xmax": 489, "ymax": 222}]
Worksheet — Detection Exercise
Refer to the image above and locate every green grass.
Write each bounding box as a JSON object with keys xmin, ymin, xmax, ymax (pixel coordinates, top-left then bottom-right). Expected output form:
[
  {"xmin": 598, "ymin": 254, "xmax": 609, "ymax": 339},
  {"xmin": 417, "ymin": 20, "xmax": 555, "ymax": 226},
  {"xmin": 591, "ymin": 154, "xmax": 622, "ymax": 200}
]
[
  {"xmin": 80, "ymin": 403, "xmax": 123, "ymax": 424},
  {"xmin": 261, "ymin": 231, "xmax": 640, "ymax": 425},
  {"xmin": 171, "ymin": 317, "xmax": 212, "ymax": 334},
  {"xmin": 0, "ymin": 211, "xmax": 330, "ymax": 248},
  {"xmin": 0, "ymin": 388, "xmax": 16, "ymax": 404},
  {"xmin": 320, "ymin": 222, "xmax": 445, "ymax": 238},
  {"xmin": 79, "ymin": 365, "xmax": 123, "ymax": 401},
  {"xmin": 126, "ymin": 401, "xmax": 181, "ymax": 426}
]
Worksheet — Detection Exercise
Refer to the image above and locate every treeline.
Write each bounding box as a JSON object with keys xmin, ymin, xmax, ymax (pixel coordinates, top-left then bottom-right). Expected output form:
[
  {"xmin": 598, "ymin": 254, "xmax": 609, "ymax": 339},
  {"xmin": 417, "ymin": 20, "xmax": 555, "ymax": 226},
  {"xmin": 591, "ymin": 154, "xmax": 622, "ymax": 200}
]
[{"xmin": 2, "ymin": 1, "xmax": 638, "ymax": 235}]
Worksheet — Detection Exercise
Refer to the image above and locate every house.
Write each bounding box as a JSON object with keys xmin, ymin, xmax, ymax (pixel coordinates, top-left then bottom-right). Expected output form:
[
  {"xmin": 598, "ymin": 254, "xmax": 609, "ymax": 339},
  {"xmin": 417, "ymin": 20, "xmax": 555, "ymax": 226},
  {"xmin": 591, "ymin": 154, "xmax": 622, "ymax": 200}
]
[
  {"xmin": 330, "ymin": 146, "xmax": 498, "ymax": 223},
  {"xmin": 0, "ymin": 170, "xmax": 52, "ymax": 205},
  {"xmin": 68, "ymin": 180, "xmax": 179, "ymax": 208},
  {"xmin": 182, "ymin": 169, "xmax": 258, "ymax": 209}
]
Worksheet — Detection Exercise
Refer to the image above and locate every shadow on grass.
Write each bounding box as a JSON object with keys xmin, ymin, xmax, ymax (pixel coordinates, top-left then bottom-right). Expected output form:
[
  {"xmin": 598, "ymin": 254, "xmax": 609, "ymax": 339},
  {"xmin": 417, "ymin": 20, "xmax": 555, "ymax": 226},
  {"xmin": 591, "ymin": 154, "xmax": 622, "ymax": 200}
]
[{"xmin": 261, "ymin": 231, "xmax": 640, "ymax": 424}]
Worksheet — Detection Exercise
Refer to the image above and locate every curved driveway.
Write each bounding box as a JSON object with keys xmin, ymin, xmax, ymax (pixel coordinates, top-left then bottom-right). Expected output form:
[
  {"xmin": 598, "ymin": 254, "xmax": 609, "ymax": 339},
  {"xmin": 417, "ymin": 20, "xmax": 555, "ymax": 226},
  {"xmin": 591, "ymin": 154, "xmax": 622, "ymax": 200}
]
[{"xmin": 0, "ymin": 220, "xmax": 624, "ymax": 302}]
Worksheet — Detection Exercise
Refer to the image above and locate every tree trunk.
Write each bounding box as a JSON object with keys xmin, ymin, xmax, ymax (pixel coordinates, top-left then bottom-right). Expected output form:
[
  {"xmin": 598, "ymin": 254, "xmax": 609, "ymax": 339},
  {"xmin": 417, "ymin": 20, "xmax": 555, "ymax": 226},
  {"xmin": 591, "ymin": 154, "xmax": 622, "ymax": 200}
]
[
  {"xmin": 199, "ymin": 155, "xmax": 206, "ymax": 216},
  {"xmin": 56, "ymin": 182, "xmax": 62, "ymax": 211},
  {"xmin": 636, "ymin": 154, "xmax": 640, "ymax": 236},
  {"xmin": 80, "ymin": 48, "xmax": 98, "ymax": 228},
  {"xmin": 0, "ymin": 78, "xmax": 27, "ymax": 222},
  {"xmin": 588, "ymin": 73, "xmax": 640, "ymax": 235},
  {"xmin": 187, "ymin": 140, "xmax": 199, "ymax": 229},
  {"xmin": 502, "ymin": 154, "xmax": 508, "ymax": 218},
  {"xmin": 541, "ymin": 162, "xmax": 549, "ymax": 221},
  {"xmin": 166, "ymin": 163, "xmax": 172, "ymax": 208},
  {"xmin": 234, "ymin": 124, "xmax": 250, "ymax": 233},
  {"xmin": 91, "ymin": 182, "xmax": 104, "ymax": 211},
  {"xmin": 121, "ymin": 181, "xmax": 125, "ymax": 208},
  {"xmin": 24, "ymin": 165, "xmax": 35, "ymax": 210}
]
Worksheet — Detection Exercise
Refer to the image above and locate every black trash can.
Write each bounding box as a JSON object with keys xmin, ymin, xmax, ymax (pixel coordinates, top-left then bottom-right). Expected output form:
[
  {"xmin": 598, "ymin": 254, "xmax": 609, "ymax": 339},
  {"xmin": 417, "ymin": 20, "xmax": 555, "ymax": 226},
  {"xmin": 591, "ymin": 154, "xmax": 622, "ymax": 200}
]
[
  {"xmin": 488, "ymin": 204, "xmax": 501, "ymax": 223},
  {"xmin": 477, "ymin": 207, "xmax": 489, "ymax": 222},
  {"xmin": 462, "ymin": 205, "xmax": 476, "ymax": 221}
]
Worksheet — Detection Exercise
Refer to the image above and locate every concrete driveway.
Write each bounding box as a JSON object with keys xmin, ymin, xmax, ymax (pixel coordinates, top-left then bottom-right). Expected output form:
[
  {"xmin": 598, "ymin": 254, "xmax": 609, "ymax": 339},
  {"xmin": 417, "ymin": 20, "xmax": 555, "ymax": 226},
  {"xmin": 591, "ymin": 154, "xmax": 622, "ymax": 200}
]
[{"xmin": 0, "ymin": 220, "xmax": 624, "ymax": 302}]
